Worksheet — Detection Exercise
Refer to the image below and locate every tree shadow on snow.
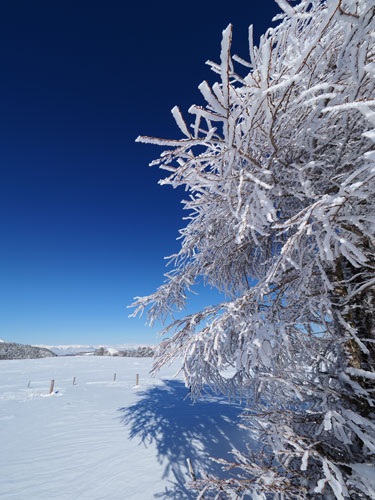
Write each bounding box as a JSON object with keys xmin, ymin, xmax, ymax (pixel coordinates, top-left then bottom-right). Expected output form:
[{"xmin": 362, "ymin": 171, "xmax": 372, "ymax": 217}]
[{"xmin": 118, "ymin": 379, "xmax": 253, "ymax": 499}]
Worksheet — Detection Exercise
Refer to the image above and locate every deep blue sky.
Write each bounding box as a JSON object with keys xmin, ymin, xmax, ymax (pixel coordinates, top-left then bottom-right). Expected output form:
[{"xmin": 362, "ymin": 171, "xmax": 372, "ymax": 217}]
[{"xmin": 0, "ymin": 1, "xmax": 281, "ymax": 345}]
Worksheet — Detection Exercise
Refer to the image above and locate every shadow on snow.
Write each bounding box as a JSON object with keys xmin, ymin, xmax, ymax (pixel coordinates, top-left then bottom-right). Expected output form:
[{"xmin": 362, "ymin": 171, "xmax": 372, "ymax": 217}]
[{"xmin": 118, "ymin": 379, "xmax": 253, "ymax": 499}]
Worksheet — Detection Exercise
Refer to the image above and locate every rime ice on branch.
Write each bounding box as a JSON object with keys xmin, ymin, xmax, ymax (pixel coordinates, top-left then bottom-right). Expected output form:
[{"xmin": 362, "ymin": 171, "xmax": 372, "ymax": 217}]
[{"xmin": 131, "ymin": 1, "xmax": 375, "ymax": 498}]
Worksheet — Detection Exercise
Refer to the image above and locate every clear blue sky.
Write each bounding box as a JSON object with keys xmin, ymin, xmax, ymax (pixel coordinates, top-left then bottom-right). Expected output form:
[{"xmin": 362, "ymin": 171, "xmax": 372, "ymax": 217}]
[{"xmin": 0, "ymin": 1, "xmax": 281, "ymax": 345}]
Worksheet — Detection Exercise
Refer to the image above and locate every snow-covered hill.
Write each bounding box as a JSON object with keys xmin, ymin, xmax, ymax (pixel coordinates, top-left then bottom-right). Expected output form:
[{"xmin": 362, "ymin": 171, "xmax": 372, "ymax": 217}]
[{"xmin": 0, "ymin": 356, "xmax": 251, "ymax": 499}]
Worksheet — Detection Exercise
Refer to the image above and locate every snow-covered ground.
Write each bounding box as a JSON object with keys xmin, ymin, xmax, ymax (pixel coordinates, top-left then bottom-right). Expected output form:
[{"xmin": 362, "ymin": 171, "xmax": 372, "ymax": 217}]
[{"xmin": 0, "ymin": 356, "xmax": 251, "ymax": 499}]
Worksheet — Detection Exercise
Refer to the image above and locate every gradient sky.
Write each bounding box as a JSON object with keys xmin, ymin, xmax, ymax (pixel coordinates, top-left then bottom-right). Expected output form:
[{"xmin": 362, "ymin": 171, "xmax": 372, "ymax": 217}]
[{"xmin": 0, "ymin": 1, "xmax": 282, "ymax": 345}]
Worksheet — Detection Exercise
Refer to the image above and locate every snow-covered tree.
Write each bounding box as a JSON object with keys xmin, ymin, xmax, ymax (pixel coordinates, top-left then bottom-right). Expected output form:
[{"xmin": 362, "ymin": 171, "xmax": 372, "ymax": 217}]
[{"xmin": 131, "ymin": 0, "xmax": 375, "ymax": 498}]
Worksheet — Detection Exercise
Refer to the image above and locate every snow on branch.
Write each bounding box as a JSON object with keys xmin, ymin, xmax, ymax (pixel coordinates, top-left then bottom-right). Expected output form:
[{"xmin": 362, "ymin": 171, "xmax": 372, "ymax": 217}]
[{"xmin": 132, "ymin": 1, "xmax": 375, "ymax": 498}]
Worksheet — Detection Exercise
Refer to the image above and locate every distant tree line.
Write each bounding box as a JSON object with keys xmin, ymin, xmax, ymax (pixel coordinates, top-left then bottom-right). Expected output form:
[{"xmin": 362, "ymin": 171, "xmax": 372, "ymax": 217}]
[
  {"xmin": 94, "ymin": 346, "xmax": 155, "ymax": 357},
  {"xmin": 0, "ymin": 342, "xmax": 56, "ymax": 360}
]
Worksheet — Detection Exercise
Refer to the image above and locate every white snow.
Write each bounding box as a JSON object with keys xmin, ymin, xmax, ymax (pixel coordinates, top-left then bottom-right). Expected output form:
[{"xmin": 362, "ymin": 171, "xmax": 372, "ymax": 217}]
[
  {"xmin": 105, "ymin": 347, "xmax": 120, "ymax": 356},
  {"xmin": 0, "ymin": 356, "xmax": 250, "ymax": 499}
]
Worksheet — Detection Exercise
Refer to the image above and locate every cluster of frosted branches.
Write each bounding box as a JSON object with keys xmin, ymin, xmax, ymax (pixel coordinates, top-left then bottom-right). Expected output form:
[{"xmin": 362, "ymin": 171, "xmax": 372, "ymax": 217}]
[{"xmin": 131, "ymin": 0, "xmax": 375, "ymax": 498}]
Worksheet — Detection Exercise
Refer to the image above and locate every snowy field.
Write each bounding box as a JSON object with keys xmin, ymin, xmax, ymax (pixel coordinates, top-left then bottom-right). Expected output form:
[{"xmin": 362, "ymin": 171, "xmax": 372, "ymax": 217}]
[{"xmin": 0, "ymin": 356, "xmax": 251, "ymax": 499}]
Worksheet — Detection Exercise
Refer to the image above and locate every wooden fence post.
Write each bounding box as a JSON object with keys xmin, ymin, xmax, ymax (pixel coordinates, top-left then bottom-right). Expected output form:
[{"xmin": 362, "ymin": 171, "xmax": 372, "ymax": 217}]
[
  {"xmin": 113, "ymin": 373, "xmax": 117, "ymax": 383},
  {"xmin": 136, "ymin": 373, "xmax": 139, "ymax": 386},
  {"xmin": 49, "ymin": 380, "xmax": 55, "ymax": 394},
  {"xmin": 27, "ymin": 381, "xmax": 31, "ymax": 388},
  {"xmin": 187, "ymin": 458, "xmax": 196, "ymax": 481},
  {"xmin": 73, "ymin": 376, "xmax": 76, "ymax": 386}
]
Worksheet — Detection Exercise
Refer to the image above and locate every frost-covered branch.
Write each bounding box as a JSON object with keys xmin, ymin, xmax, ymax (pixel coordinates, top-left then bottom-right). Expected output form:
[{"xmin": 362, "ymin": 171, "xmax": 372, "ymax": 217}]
[{"xmin": 132, "ymin": 1, "xmax": 375, "ymax": 498}]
